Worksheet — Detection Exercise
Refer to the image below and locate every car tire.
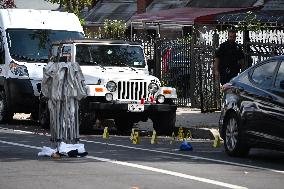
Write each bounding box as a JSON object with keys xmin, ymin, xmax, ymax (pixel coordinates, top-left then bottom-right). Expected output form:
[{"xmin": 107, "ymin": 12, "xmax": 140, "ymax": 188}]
[
  {"xmin": 223, "ymin": 113, "xmax": 250, "ymax": 157},
  {"xmin": 0, "ymin": 91, "xmax": 13, "ymax": 123},
  {"xmin": 152, "ymin": 111, "xmax": 176, "ymax": 135}
]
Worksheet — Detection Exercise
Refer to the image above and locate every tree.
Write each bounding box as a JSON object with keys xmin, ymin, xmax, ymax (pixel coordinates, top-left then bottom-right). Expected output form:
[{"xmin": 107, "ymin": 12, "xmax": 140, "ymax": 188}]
[
  {"xmin": 0, "ymin": 0, "xmax": 16, "ymax": 8},
  {"xmin": 44, "ymin": 0, "xmax": 92, "ymax": 15},
  {"xmin": 91, "ymin": 19, "xmax": 126, "ymax": 39}
]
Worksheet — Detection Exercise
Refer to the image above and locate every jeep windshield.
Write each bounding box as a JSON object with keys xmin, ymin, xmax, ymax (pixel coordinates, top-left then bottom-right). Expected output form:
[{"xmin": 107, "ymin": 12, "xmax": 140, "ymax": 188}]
[
  {"xmin": 6, "ymin": 29, "xmax": 84, "ymax": 63},
  {"xmin": 75, "ymin": 44, "xmax": 145, "ymax": 68}
]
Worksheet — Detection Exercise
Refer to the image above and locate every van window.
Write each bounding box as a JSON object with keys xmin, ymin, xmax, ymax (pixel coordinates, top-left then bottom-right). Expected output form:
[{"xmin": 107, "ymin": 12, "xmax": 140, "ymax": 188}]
[
  {"xmin": 6, "ymin": 29, "xmax": 84, "ymax": 63},
  {"xmin": 75, "ymin": 44, "xmax": 145, "ymax": 67}
]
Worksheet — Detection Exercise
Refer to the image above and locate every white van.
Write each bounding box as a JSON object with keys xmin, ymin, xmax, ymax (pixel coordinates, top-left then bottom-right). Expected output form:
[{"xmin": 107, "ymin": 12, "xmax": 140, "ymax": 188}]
[{"xmin": 0, "ymin": 9, "xmax": 84, "ymax": 122}]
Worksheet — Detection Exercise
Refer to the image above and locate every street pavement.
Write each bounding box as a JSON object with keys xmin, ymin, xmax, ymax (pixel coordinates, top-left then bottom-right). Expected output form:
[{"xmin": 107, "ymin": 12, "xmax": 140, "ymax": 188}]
[{"xmin": 1, "ymin": 126, "xmax": 284, "ymax": 189}]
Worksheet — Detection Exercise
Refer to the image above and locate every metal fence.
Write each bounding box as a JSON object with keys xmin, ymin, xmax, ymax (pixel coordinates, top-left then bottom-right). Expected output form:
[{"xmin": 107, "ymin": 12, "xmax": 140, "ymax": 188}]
[
  {"xmin": 132, "ymin": 34, "xmax": 191, "ymax": 107},
  {"xmin": 132, "ymin": 26, "xmax": 284, "ymax": 111}
]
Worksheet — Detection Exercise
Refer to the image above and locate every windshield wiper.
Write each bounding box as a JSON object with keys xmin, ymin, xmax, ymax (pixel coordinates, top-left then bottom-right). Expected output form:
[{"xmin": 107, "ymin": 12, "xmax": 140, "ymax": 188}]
[
  {"xmin": 80, "ymin": 60, "xmax": 106, "ymax": 70},
  {"xmin": 11, "ymin": 54, "xmax": 37, "ymax": 62},
  {"xmin": 92, "ymin": 61, "xmax": 106, "ymax": 70},
  {"xmin": 35, "ymin": 58, "xmax": 49, "ymax": 63},
  {"xmin": 117, "ymin": 62, "xmax": 137, "ymax": 72},
  {"xmin": 11, "ymin": 54, "xmax": 49, "ymax": 63}
]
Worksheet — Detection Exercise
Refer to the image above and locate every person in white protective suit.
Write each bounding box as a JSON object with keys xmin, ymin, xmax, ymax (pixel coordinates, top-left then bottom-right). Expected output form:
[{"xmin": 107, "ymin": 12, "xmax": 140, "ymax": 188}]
[{"xmin": 39, "ymin": 59, "xmax": 88, "ymax": 158}]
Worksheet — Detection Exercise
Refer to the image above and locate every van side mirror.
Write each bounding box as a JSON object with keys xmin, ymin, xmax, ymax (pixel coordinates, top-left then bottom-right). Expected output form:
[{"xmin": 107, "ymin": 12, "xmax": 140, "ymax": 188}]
[{"xmin": 280, "ymin": 80, "xmax": 284, "ymax": 90}]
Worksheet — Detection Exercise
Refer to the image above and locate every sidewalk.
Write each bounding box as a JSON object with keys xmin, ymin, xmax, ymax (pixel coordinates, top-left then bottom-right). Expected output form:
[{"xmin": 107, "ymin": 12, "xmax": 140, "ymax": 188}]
[
  {"xmin": 137, "ymin": 107, "xmax": 221, "ymax": 139},
  {"xmin": 176, "ymin": 108, "xmax": 220, "ymax": 139},
  {"xmin": 14, "ymin": 108, "xmax": 221, "ymax": 139}
]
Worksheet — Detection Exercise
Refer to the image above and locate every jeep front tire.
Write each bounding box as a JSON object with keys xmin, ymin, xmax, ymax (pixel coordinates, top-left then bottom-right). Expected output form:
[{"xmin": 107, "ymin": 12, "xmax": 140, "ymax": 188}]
[{"xmin": 151, "ymin": 111, "xmax": 176, "ymax": 135}]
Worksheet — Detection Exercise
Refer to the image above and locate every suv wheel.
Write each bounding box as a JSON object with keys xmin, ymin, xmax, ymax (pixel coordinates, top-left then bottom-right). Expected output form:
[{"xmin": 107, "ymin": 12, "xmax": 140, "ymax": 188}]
[{"xmin": 223, "ymin": 113, "xmax": 250, "ymax": 157}]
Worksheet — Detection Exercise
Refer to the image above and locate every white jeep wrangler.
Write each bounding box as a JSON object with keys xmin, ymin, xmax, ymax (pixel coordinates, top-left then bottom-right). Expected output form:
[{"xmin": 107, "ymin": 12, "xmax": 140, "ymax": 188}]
[{"xmin": 40, "ymin": 39, "xmax": 177, "ymax": 135}]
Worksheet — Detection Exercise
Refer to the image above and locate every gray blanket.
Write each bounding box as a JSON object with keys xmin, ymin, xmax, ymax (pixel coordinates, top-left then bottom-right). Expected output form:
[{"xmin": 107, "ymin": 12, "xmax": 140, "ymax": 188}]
[{"xmin": 42, "ymin": 61, "xmax": 87, "ymax": 145}]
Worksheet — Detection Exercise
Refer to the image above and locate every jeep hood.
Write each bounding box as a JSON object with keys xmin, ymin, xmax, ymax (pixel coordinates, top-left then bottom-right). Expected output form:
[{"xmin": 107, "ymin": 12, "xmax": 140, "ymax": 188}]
[{"xmin": 81, "ymin": 66, "xmax": 158, "ymax": 85}]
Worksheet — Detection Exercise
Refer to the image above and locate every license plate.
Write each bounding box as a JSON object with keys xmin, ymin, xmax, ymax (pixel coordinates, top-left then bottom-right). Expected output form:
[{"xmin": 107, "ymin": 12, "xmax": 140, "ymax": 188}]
[{"xmin": 128, "ymin": 104, "xmax": 144, "ymax": 112}]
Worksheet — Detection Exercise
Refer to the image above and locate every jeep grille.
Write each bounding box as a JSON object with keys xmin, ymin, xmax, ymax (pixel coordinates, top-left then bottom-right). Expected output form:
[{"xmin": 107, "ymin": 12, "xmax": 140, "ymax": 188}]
[{"xmin": 118, "ymin": 81, "xmax": 148, "ymax": 101}]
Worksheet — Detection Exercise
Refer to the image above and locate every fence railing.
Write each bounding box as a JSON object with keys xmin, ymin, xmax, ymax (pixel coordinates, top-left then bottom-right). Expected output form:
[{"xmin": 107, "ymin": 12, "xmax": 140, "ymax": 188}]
[{"xmin": 132, "ymin": 27, "xmax": 284, "ymax": 111}]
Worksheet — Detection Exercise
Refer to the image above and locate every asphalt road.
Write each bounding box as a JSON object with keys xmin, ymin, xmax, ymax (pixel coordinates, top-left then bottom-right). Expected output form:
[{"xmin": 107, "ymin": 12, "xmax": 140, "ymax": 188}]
[{"xmin": 0, "ymin": 120, "xmax": 284, "ymax": 189}]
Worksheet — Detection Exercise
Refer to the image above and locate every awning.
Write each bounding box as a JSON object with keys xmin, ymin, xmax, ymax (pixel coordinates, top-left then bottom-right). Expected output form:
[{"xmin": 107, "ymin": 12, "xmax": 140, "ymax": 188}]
[
  {"xmin": 215, "ymin": 0, "xmax": 284, "ymax": 25},
  {"xmin": 131, "ymin": 7, "xmax": 260, "ymax": 27},
  {"xmin": 187, "ymin": 0, "xmax": 258, "ymax": 8},
  {"xmin": 215, "ymin": 10, "xmax": 284, "ymax": 24}
]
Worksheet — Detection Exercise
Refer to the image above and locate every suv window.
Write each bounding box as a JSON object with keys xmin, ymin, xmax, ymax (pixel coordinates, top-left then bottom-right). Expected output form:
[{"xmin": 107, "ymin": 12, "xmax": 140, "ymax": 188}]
[
  {"xmin": 251, "ymin": 61, "xmax": 278, "ymax": 88},
  {"xmin": 75, "ymin": 44, "xmax": 145, "ymax": 67},
  {"xmin": 274, "ymin": 61, "xmax": 284, "ymax": 90}
]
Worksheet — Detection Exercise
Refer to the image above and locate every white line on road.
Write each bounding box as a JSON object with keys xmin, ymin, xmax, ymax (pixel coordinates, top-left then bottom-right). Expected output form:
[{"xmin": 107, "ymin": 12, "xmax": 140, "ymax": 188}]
[
  {"xmin": 81, "ymin": 139, "xmax": 284, "ymax": 174},
  {"xmin": 0, "ymin": 139, "xmax": 247, "ymax": 189},
  {"xmin": 1, "ymin": 127, "xmax": 284, "ymax": 174},
  {"xmin": 88, "ymin": 156, "xmax": 247, "ymax": 189},
  {"xmin": 0, "ymin": 140, "xmax": 42, "ymax": 150}
]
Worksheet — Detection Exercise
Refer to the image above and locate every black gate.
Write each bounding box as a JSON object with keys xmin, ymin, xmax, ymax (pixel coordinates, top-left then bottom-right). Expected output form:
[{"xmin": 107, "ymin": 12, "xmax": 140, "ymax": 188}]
[
  {"xmin": 134, "ymin": 35, "xmax": 219, "ymax": 109},
  {"xmin": 132, "ymin": 26, "xmax": 284, "ymax": 111},
  {"xmin": 190, "ymin": 45, "xmax": 221, "ymax": 112},
  {"xmin": 132, "ymin": 34, "xmax": 192, "ymax": 107},
  {"xmin": 157, "ymin": 38, "xmax": 191, "ymax": 107}
]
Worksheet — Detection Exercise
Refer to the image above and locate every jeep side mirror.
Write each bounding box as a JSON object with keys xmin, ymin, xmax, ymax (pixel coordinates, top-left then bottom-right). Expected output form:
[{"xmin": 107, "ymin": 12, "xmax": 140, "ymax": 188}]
[{"xmin": 280, "ymin": 80, "xmax": 284, "ymax": 90}]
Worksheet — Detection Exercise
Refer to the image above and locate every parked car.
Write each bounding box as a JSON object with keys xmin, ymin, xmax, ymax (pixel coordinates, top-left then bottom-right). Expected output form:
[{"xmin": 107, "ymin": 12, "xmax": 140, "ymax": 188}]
[
  {"xmin": 161, "ymin": 48, "xmax": 191, "ymax": 99},
  {"xmin": 162, "ymin": 48, "xmax": 190, "ymax": 79},
  {"xmin": 219, "ymin": 55, "xmax": 284, "ymax": 157}
]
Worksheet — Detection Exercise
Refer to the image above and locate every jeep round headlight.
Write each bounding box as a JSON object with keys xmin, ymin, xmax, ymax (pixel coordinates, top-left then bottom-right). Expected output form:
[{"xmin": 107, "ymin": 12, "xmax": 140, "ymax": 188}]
[
  {"xmin": 157, "ymin": 95, "xmax": 165, "ymax": 103},
  {"xmin": 148, "ymin": 83, "xmax": 159, "ymax": 94},
  {"xmin": 106, "ymin": 81, "xmax": 117, "ymax": 92}
]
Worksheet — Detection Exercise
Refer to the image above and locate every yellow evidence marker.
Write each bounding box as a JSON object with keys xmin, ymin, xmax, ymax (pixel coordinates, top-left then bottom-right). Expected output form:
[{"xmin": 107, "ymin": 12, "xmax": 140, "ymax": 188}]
[
  {"xmin": 151, "ymin": 130, "xmax": 158, "ymax": 144},
  {"xmin": 170, "ymin": 131, "xmax": 176, "ymax": 144},
  {"xmin": 103, "ymin": 127, "xmax": 109, "ymax": 139},
  {"xmin": 178, "ymin": 127, "xmax": 184, "ymax": 141},
  {"xmin": 213, "ymin": 135, "xmax": 221, "ymax": 148}
]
